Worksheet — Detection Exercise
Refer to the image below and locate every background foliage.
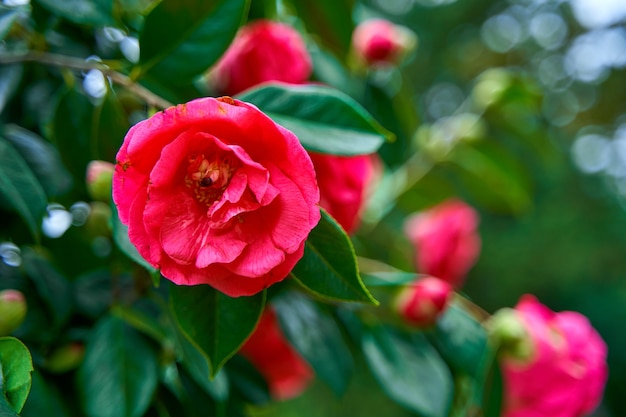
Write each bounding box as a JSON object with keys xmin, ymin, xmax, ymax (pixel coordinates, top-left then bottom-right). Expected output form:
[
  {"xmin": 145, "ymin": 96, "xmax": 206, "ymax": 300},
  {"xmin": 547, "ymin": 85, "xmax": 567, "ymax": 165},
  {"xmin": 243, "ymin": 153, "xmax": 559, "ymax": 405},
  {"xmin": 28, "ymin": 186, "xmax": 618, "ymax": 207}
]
[{"xmin": 0, "ymin": 0, "xmax": 625, "ymax": 416}]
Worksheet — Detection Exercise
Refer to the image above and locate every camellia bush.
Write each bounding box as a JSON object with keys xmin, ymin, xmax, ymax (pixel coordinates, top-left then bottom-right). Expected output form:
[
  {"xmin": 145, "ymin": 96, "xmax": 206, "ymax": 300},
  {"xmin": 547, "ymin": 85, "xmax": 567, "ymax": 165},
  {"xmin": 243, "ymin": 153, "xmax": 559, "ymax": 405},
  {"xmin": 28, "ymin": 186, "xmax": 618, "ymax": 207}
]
[{"xmin": 0, "ymin": 0, "xmax": 622, "ymax": 416}]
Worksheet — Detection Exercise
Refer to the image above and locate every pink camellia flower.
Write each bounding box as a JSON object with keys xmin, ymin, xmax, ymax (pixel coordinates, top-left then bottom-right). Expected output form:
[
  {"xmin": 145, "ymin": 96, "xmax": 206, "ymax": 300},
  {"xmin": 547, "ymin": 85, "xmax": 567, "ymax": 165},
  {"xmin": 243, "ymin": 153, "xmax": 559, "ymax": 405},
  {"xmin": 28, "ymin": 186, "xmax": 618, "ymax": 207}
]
[
  {"xmin": 352, "ymin": 19, "xmax": 417, "ymax": 67},
  {"xmin": 112, "ymin": 97, "xmax": 320, "ymax": 297},
  {"xmin": 501, "ymin": 295, "xmax": 608, "ymax": 417},
  {"xmin": 308, "ymin": 152, "xmax": 376, "ymax": 234},
  {"xmin": 395, "ymin": 276, "xmax": 453, "ymax": 327},
  {"xmin": 210, "ymin": 20, "xmax": 312, "ymax": 95},
  {"xmin": 240, "ymin": 308, "xmax": 314, "ymax": 400},
  {"xmin": 404, "ymin": 199, "xmax": 480, "ymax": 288}
]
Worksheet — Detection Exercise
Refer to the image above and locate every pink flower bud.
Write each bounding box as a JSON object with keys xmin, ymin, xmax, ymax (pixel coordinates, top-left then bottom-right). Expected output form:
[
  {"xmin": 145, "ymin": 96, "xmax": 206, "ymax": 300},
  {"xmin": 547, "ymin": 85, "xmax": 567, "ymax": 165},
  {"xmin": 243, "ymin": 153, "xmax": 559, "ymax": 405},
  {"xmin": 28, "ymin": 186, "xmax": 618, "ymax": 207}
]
[
  {"xmin": 308, "ymin": 152, "xmax": 378, "ymax": 234},
  {"xmin": 209, "ymin": 20, "xmax": 312, "ymax": 95},
  {"xmin": 352, "ymin": 19, "xmax": 417, "ymax": 67},
  {"xmin": 395, "ymin": 276, "xmax": 453, "ymax": 327},
  {"xmin": 86, "ymin": 160, "xmax": 115, "ymax": 202},
  {"xmin": 501, "ymin": 295, "xmax": 608, "ymax": 417},
  {"xmin": 45, "ymin": 342, "xmax": 85, "ymax": 373},
  {"xmin": 239, "ymin": 308, "xmax": 314, "ymax": 400},
  {"xmin": 404, "ymin": 199, "xmax": 481, "ymax": 289},
  {"xmin": 0, "ymin": 289, "xmax": 27, "ymax": 336}
]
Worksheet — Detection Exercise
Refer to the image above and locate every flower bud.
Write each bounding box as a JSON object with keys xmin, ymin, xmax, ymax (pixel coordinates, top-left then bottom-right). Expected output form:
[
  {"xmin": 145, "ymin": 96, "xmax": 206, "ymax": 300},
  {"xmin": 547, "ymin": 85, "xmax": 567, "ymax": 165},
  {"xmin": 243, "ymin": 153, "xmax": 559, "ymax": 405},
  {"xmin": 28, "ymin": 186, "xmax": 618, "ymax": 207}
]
[
  {"xmin": 45, "ymin": 342, "xmax": 85, "ymax": 373},
  {"xmin": 86, "ymin": 160, "xmax": 114, "ymax": 202},
  {"xmin": 0, "ymin": 289, "xmax": 27, "ymax": 336},
  {"xmin": 352, "ymin": 19, "xmax": 417, "ymax": 67},
  {"xmin": 395, "ymin": 276, "xmax": 453, "ymax": 328},
  {"xmin": 486, "ymin": 308, "xmax": 533, "ymax": 362}
]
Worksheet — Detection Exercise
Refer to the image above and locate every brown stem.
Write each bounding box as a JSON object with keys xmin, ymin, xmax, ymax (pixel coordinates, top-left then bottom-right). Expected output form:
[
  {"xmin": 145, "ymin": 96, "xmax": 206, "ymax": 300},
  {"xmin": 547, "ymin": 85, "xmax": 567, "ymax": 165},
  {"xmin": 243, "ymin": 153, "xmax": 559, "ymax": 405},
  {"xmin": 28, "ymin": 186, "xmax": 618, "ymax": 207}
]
[{"xmin": 0, "ymin": 51, "xmax": 174, "ymax": 109}]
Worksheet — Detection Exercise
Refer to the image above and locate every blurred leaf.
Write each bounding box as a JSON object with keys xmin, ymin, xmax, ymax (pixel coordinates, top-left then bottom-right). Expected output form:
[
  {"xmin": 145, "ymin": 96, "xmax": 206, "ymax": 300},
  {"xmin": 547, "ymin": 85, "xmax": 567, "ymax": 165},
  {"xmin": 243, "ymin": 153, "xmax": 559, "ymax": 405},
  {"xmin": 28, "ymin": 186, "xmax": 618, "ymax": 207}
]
[
  {"xmin": 21, "ymin": 248, "xmax": 73, "ymax": 331},
  {"xmin": 483, "ymin": 362, "xmax": 503, "ymax": 417},
  {"xmin": 0, "ymin": 64, "xmax": 22, "ymax": 114},
  {"xmin": 449, "ymin": 142, "xmax": 532, "ymax": 214},
  {"xmin": 34, "ymin": 0, "xmax": 114, "ymax": 25},
  {"xmin": 94, "ymin": 91, "xmax": 128, "ymax": 163},
  {"xmin": 0, "ymin": 398, "xmax": 19, "ymax": 417},
  {"xmin": 21, "ymin": 370, "xmax": 71, "ymax": 417},
  {"xmin": 139, "ymin": 0, "xmax": 249, "ymax": 85},
  {"xmin": 362, "ymin": 325, "xmax": 453, "ymax": 417},
  {"xmin": 225, "ymin": 356, "xmax": 270, "ymax": 405},
  {"xmin": 170, "ymin": 285, "xmax": 265, "ymax": 377},
  {"xmin": 432, "ymin": 301, "xmax": 491, "ymax": 377},
  {"xmin": 2, "ymin": 124, "xmax": 72, "ymax": 196},
  {"xmin": 273, "ymin": 292, "xmax": 353, "ymax": 396},
  {"xmin": 362, "ymin": 271, "xmax": 417, "ymax": 287},
  {"xmin": 111, "ymin": 304, "xmax": 169, "ymax": 344},
  {"xmin": 309, "ymin": 45, "xmax": 356, "ymax": 95},
  {"xmin": 0, "ymin": 337, "xmax": 33, "ymax": 414},
  {"xmin": 291, "ymin": 209, "xmax": 377, "ymax": 304},
  {"xmin": 78, "ymin": 315, "xmax": 158, "ymax": 417},
  {"xmin": 289, "ymin": 0, "xmax": 354, "ymax": 57},
  {"xmin": 236, "ymin": 83, "xmax": 392, "ymax": 155},
  {"xmin": 0, "ymin": 5, "xmax": 27, "ymax": 41},
  {"xmin": 111, "ymin": 203, "xmax": 158, "ymax": 275},
  {"xmin": 0, "ymin": 137, "xmax": 46, "ymax": 240}
]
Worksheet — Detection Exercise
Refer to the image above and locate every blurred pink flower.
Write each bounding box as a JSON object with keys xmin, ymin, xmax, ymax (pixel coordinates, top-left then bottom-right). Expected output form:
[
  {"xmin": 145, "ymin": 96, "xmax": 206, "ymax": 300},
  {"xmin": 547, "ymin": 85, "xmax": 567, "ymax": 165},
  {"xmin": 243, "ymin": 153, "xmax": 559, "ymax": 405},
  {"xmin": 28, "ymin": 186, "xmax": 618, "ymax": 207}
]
[
  {"xmin": 352, "ymin": 19, "xmax": 417, "ymax": 67},
  {"xmin": 240, "ymin": 308, "xmax": 314, "ymax": 400},
  {"xmin": 395, "ymin": 276, "xmax": 453, "ymax": 327},
  {"xmin": 502, "ymin": 295, "xmax": 608, "ymax": 417},
  {"xmin": 210, "ymin": 20, "xmax": 312, "ymax": 95},
  {"xmin": 112, "ymin": 97, "xmax": 320, "ymax": 297},
  {"xmin": 404, "ymin": 199, "xmax": 480, "ymax": 288},
  {"xmin": 308, "ymin": 152, "xmax": 377, "ymax": 234}
]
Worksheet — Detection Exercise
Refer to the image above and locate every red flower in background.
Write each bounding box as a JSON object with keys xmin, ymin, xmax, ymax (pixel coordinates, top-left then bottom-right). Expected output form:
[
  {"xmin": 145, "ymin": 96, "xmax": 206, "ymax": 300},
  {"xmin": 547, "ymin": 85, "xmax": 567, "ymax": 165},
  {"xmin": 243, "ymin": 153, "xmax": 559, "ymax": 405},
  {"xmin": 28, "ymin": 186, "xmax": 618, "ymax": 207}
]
[
  {"xmin": 404, "ymin": 199, "xmax": 480, "ymax": 288},
  {"xmin": 308, "ymin": 153, "xmax": 377, "ymax": 234},
  {"xmin": 240, "ymin": 308, "xmax": 314, "ymax": 400},
  {"xmin": 112, "ymin": 97, "xmax": 320, "ymax": 297},
  {"xmin": 395, "ymin": 276, "xmax": 453, "ymax": 328},
  {"xmin": 502, "ymin": 295, "xmax": 608, "ymax": 417},
  {"xmin": 352, "ymin": 19, "xmax": 417, "ymax": 67},
  {"xmin": 209, "ymin": 20, "xmax": 312, "ymax": 95}
]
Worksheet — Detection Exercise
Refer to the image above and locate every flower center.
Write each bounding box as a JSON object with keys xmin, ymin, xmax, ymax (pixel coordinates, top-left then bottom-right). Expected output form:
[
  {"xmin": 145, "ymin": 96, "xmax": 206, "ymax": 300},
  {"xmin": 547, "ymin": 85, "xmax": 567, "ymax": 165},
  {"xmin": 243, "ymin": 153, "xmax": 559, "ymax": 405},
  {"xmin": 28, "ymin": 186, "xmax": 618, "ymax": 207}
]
[{"xmin": 185, "ymin": 153, "xmax": 237, "ymax": 205}]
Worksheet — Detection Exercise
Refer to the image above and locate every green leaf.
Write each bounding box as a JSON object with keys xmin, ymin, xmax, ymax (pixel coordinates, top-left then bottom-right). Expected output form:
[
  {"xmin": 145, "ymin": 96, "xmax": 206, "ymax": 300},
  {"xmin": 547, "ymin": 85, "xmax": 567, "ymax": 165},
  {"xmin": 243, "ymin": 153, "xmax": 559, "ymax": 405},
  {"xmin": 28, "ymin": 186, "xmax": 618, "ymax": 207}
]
[
  {"xmin": 21, "ymin": 248, "xmax": 73, "ymax": 331},
  {"xmin": 362, "ymin": 271, "xmax": 418, "ymax": 287},
  {"xmin": 362, "ymin": 325, "xmax": 453, "ymax": 417},
  {"xmin": 78, "ymin": 316, "xmax": 159, "ymax": 417},
  {"xmin": 0, "ymin": 337, "xmax": 33, "ymax": 414},
  {"xmin": 0, "ymin": 5, "xmax": 29, "ymax": 41},
  {"xmin": 111, "ymin": 203, "xmax": 158, "ymax": 275},
  {"xmin": 2, "ymin": 125, "xmax": 72, "ymax": 197},
  {"xmin": 0, "ymin": 64, "xmax": 22, "ymax": 115},
  {"xmin": 34, "ymin": 0, "xmax": 114, "ymax": 26},
  {"xmin": 138, "ymin": 0, "xmax": 250, "ymax": 85},
  {"xmin": 0, "ymin": 137, "xmax": 47, "ymax": 240},
  {"xmin": 170, "ymin": 284, "xmax": 265, "ymax": 377},
  {"xmin": 236, "ymin": 83, "xmax": 393, "ymax": 156},
  {"xmin": 291, "ymin": 209, "xmax": 377, "ymax": 304},
  {"xmin": 0, "ymin": 397, "xmax": 19, "ymax": 417},
  {"xmin": 273, "ymin": 292, "xmax": 353, "ymax": 395}
]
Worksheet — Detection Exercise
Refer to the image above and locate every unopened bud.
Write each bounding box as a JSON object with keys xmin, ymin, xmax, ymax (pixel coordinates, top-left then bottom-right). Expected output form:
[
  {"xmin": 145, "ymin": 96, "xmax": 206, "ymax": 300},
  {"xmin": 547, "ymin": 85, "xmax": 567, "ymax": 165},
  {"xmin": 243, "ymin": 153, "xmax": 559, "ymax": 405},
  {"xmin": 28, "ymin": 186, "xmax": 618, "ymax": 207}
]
[
  {"xmin": 45, "ymin": 342, "xmax": 85, "ymax": 373},
  {"xmin": 395, "ymin": 276, "xmax": 453, "ymax": 327},
  {"xmin": 352, "ymin": 19, "xmax": 417, "ymax": 68},
  {"xmin": 0, "ymin": 289, "xmax": 27, "ymax": 336},
  {"xmin": 487, "ymin": 308, "xmax": 533, "ymax": 362},
  {"xmin": 86, "ymin": 160, "xmax": 114, "ymax": 202}
]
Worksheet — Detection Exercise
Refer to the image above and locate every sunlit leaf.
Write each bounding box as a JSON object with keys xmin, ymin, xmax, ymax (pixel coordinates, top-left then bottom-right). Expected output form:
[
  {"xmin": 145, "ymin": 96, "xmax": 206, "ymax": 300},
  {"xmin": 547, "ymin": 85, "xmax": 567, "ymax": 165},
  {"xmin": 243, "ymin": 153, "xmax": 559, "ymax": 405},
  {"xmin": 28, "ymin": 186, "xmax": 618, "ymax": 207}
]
[
  {"xmin": 0, "ymin": 337, "xmax": 33, "ymax": 414},
  {"xmin": 237, "ymin": 83, "xmax": 392, "ymax": 155},
  {"xmin": 291, "ymin": 209, "xmax": 377, "ymax": 304},
  {"xmin": 170, "ymin": 284, "xmax": 265, "ymax": 377}
]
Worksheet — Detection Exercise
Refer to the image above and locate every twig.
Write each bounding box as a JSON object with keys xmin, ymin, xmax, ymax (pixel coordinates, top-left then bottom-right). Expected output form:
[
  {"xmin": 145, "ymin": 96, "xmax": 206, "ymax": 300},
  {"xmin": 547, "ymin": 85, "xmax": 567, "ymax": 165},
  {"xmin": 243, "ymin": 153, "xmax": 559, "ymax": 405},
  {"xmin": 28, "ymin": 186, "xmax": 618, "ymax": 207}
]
[{"xmin": 0, "ymin": 51, "xmax": 174, "ymax": 109}]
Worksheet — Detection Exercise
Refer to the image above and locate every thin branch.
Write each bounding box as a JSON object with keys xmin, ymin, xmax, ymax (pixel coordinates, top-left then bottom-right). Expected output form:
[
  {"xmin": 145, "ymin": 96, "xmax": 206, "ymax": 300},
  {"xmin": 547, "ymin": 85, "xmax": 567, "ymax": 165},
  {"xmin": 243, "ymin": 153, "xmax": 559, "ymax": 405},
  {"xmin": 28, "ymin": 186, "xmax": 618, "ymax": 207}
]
[{"xmin": 0, "ymin": 51, "xmax": 174, "ymax": 109}]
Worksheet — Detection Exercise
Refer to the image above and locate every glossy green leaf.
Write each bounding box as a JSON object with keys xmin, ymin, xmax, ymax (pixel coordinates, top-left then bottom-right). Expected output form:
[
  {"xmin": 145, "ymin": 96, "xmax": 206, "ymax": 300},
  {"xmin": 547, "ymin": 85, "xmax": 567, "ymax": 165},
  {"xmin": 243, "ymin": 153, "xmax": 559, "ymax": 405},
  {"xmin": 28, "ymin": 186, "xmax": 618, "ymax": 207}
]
[
  {"xmin": 21, "ymin": 248, "xmax": 73, "ymax": 330},
  {"xmin": 291, "ymin": 209, "xmax": 377, "ymax": 304},
  {"xmin": 0, "ymin": 137, "xmax": 46, "ymax": 240},
  {"xmin": 362, "ymin": 325, "xmax": 453, "ymax": 417},
  {"xmin": 170, "ymin": 285, "xmax": 265, "ymax": 377},
  {"xmin": 0, "ymin": 337, "xmax": 33, "ymax": 414},
  {"xmin": 78, "ymin": 316, "xmax": 159, "ymax": 417},
  {"xmin": 273, "ymin": 292, "xmax": 353, "ymax": 395},
  {"xmin": 139, "ymin": 0, "xmax": 249, "ymax": 84},
  {"xmin": 3, "ymin": 125, "xmax": 72, "ymax": 197},
  {"xmin": 34, "ymin": 0, "xmax": 114, "ymax": 25},
  {"xmin": 236, "ymin": 83, "xmax": 393, "ymax": 155},
  {"xmin": 111, "ymin": 203, "xmax": 158, "ymax": 275}
]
